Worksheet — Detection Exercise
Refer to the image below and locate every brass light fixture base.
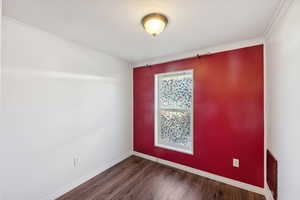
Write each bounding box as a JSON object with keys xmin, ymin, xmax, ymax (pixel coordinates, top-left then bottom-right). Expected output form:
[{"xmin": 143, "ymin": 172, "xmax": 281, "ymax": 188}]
[{"xmin": 141, "ymin": 13, "xmax": 168, "ymax": 36}]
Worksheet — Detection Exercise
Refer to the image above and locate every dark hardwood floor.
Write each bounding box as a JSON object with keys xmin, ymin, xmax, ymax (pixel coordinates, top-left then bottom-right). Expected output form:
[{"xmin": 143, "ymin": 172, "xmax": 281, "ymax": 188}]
[{"xmin": 57, "ymin": 156, "xmax": 265, "ymax": 200}]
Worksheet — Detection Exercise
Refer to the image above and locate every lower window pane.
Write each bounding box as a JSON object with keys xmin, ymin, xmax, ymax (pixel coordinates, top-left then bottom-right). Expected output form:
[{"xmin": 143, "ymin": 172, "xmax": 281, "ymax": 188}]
[
  {"xmin": 159, "ymin": 110, "xmax": 191, "ymax": 149},
  {"xmin": 155, "ymin": 70, "xmax": 193, "ymax": 154}
]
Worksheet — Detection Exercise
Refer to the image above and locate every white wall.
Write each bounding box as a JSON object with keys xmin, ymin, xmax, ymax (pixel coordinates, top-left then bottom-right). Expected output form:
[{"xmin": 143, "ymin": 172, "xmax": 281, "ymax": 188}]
[
  {"xmin": 0, "ymin": 1, "xmax": 2, "ymax": 199},
  {"xmin": 0, "ymin": 1, "xmax": 3, "ymax": 200},
  {"xmin": 0, "ymin": 17, "xmax": 132, "ymax": 200},
  {"xmin": 265, "ymin": 0, "xmax": 300, "ymax": 199}
]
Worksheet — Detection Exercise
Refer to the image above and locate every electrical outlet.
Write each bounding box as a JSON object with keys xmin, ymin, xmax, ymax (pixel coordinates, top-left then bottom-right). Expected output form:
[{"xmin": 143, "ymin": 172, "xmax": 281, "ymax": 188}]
[
  {"xmin": 73, "ymin": 156, "xmax": 80, "ymax": 167},
  {"xmin": 233, "ymin": 158, "xmax": 239, "ymax": 168}
]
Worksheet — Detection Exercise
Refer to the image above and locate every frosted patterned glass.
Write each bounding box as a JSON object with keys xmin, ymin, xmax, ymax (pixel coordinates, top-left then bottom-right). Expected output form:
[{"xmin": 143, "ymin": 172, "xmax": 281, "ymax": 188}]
[{"xmin": 155, "ymin": 70, "xmax": 193, "ymax": 154}]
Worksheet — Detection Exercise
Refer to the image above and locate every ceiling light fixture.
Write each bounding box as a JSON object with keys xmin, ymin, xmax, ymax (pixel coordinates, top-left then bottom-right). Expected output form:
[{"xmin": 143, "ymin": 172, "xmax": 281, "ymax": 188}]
[{"xmin": 142, "ymin": 13, "xmax": 168, "ymax": 36}]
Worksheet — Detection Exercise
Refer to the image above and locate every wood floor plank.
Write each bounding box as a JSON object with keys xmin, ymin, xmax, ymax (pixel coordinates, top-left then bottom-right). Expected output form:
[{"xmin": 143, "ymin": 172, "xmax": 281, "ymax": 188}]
[{"xmin": 57, "ymin": 156, "xmax": 265, "ymax": 200}]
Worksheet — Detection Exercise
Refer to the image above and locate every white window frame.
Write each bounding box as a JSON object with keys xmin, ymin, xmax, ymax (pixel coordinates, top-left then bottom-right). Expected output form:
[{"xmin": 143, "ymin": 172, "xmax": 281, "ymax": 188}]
[{"xmin": 154, "ymin": 69, "xmax": 194, "ymax": 155}]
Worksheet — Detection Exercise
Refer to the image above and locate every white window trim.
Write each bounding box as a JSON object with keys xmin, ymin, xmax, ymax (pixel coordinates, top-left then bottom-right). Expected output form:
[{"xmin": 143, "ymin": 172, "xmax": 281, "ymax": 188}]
[{"xmin": 154, "ymin": 69, "xmax": 194, "ymax": 155}]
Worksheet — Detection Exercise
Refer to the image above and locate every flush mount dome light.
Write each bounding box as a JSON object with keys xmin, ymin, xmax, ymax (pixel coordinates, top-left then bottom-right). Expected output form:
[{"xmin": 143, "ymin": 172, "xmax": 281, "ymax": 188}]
[{"xmin": 142, "ymin": 13, "xmax": 168, "ymax": 36}]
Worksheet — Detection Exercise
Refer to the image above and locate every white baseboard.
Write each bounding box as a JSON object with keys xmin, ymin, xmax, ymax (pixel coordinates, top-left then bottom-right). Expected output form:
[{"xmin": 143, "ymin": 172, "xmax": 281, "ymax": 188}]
[
  {"xmin": 265, "ymin": 184, "xmax": 275, "ymax": 200},
  {"xmin": 45, "ymin": 152, "xmax": 132, "ymax": 200},
  {"xmin": 132, "ymin": 151, "xmax": 265, "ymax": 196},
  {"xmin": 44, "ymin": 151, "xmax": 267, "ymax": 200}
]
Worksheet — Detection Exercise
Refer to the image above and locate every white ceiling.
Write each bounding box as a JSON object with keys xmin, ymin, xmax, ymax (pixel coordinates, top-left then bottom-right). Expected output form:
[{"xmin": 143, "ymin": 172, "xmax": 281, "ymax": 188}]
[{"xmin": 3, "ymin": 0, "xmax": 281, "ymax": 63}]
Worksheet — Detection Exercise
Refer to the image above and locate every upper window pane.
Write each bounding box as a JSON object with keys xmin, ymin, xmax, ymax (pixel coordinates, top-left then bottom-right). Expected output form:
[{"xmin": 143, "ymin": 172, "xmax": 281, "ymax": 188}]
[
  {"xmin": 159, "ymin": 73, "xmax": 193, "ymax": 110},
  {"xmin": 155, "ymin": 70, "xmax": 193, "ymax": 154}
]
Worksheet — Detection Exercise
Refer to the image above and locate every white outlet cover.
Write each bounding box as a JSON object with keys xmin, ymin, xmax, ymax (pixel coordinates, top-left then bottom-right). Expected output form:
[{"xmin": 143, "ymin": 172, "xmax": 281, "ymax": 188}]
[{"xmin": 233, "ymin": 158, "xmax": 239, "ymax": 168}]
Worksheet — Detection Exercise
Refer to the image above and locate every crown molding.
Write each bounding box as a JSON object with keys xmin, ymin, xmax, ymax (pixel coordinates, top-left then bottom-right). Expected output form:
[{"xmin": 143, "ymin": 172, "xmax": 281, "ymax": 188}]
[
  {"xmin": 133, "ymin": 37, "xmax": 263, "ymax": 68},
  {"xmin": 264, "ymin": 0, "xmax": 295, "ymax": 41}
]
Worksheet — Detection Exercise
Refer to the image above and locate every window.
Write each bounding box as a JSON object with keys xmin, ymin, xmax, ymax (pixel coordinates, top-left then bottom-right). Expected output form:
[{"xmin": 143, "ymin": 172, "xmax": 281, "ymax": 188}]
[{"xmin": 154, "ymin": 70, "xmax": 193, "ymax": 154}]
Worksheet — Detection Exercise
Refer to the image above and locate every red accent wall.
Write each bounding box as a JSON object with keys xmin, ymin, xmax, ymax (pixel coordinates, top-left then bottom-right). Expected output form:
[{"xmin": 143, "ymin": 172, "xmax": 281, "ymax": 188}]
[{"xmin": 133, "ymin": 45, "xmax": 264, "ymax": 187}]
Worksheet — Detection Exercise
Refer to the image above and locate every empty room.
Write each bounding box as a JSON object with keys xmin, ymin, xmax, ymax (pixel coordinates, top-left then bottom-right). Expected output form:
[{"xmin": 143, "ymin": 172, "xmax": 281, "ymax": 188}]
[{"xmin": 1, "ymin": 0, "xmax": 299, "ymax": 200}]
